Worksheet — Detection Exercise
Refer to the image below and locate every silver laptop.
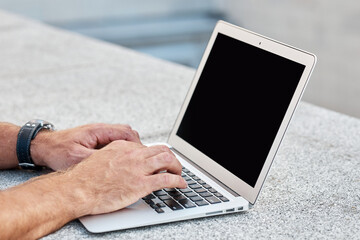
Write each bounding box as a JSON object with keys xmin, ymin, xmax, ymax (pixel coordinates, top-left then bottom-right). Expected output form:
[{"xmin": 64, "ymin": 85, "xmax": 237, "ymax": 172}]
[{"xmin": 79, "ymin": 20, "xmax": 317, "ymax": 233}]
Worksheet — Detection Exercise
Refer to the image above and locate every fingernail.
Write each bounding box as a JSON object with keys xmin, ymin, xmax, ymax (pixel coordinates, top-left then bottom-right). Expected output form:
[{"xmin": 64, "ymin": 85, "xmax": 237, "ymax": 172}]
[{"xmin": 183, "ymin": 179, "xmax": 188, "ymax": 188}]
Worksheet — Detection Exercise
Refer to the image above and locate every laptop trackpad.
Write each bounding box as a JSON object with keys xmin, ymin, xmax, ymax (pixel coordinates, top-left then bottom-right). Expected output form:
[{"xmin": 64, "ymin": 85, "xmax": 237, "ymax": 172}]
[{"xmin": 79, "ymin": 199, "xmax": 157, "ymax": 233}]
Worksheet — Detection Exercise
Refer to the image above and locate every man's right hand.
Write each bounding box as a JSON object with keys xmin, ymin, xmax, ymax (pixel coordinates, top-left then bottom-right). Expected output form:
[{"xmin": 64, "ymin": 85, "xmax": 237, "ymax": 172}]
[
  {"xmin": 0, "ymin": 130, "xmax": 187, "ymax": 240},
  {"xmin": 64, "ymin": 140, "xmax": 188, "ymax": 217}
]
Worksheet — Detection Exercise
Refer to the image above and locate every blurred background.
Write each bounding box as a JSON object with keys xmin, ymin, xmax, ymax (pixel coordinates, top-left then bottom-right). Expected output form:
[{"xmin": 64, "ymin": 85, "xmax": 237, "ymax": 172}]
[{"xmin": 0, "ymin": 0, "xmax": 359, "ymax": 119}]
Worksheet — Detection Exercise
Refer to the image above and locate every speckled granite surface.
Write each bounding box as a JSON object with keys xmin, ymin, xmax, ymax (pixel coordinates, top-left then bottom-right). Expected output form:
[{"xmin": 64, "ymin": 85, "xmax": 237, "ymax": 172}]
[{"xmin": 0, "ymin": 10, "xmax": 359, "ymax": 240}]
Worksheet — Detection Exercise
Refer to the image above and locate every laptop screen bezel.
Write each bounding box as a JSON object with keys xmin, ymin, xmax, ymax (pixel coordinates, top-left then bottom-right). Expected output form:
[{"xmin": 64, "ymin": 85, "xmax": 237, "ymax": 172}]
[{"xmin": 167, "ymin": 20, "xmax": 317, "ymax": 205}]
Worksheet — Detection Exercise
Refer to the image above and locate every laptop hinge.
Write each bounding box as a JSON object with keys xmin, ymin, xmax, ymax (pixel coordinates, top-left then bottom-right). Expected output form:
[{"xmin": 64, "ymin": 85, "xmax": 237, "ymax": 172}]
[{"xmin": 171, "ymin": 147, "xmax": 240, "ymax": 197}]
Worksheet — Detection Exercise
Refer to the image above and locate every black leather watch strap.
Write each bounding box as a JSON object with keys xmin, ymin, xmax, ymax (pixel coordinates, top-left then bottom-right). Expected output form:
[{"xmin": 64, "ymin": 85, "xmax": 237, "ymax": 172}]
[{"xmin": 16, "ymin": 120, "xmax": 54, "ymax": 170}]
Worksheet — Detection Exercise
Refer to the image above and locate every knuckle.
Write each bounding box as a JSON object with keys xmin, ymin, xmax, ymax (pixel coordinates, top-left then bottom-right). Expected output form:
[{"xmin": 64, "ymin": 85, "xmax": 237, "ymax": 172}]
[
  {"xmin": 160, "ymin": 151, "xmax": 174, "ymax": 163},
  {"xmin": 64, "ymin": 148, "xmax": 73, "ymax": 160},
  {"xmin": 122, "ymin": 128, "xmax": 134, "ymax": 139},
  {"xmin": 89, "ymin": 123, "xmax": 106, "ymax": 130},
  {"xmin": 122, "ymin": 124, "xmax": 132, "ymax": 130},
  {"xmin": 129, "ymin": 147, "xmax": 143, "ymax": 159},
  {"xmin": 157, "ymin": 145, "xmax": 170, "ymax": 153},
  {"xmin": 160, "ymin": 174, "xmax": 171, "ymax": 185},
  {"xmin": 86, "ymin": 123, "xmax": 107, "ymax": 136},
  {"xmin": 108, "ymin": 139, "xmax": 125, "ymax": 148},
  {"xmin": 64, "ymin": 146, "xmax": 83, "ymax": 163},
  {"xmin": 132, "ymin": 130, "xmax": 140, "ymax": 139}
]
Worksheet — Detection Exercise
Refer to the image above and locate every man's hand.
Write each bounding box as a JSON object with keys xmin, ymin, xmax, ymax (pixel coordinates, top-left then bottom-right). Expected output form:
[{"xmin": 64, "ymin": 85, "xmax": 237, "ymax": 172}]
[
  {"xmin": 0, "ymin": 135, "xmax": 187, "ymax": 240},
  {"xmin": 64, "ymin": 140, "xmax": 187, "ymax": 215},
  {"xmin": 30, "ymin": 123, "xmax": 141, "ymax": 170}
]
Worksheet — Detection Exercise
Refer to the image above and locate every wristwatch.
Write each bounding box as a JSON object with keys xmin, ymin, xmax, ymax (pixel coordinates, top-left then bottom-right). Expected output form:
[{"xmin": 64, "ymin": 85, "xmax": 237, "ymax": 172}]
[{"xmin": 16, "ymin": 119, "xmax": 55, "ymax": 170}]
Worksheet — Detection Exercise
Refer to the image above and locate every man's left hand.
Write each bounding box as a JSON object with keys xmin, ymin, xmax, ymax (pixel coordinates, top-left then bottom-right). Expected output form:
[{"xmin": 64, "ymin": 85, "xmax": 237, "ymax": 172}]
[{"xmin": 30, "ymin": 123, "xmax": 141, "ymax": 170}]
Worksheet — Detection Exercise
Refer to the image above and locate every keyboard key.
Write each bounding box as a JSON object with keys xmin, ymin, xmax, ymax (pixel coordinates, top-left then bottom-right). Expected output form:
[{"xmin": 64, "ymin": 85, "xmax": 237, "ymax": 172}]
[
  {"xmin": 163, "ymin": 199, "xmax": 184, "ymax": 211},
  {"xmin": 158, "ymin": 195, "xmax": 172, "ymax": 201},
  {"xmin": 153, "ymin": 190, "xmax": 167, "ymax": 196},
  {"xmin": 187, "ymin": 172, "xmax": 195, "ymax": 177},
  {"xmin": 183, "ymin": 176, "xmax": 191, "ymax": 181},
  {"xmin": 208, "ymin": 188, "xmax": 218, "ymax": 193},
  {"xmin": 149, "ymin": 201, "xmax": 158, "ymax": 209},
  {"xmin": 144, "ymin": 199, "xmax": 159, "ymax": 209},
  {"xmin": 194, "ymin": 188, "xmax": 207, "ymax": 193},
  {"xmin": 197, "ymin": 180, "xmax": 206, "ymax": 185},
  {"xmin": 192, "ymin": 176, "xmax": 201, "ymax": 181},
  {"xmin": 186, "ymin": 180, "xmax": 196, "ymax": 185},
  {"xmin": 196, "ymin": 200, "xmax": 209, "ymax": 206},
  {"xmin": 179, "ymin": 187, "xmax": 192, "ymax": 193},
  {"xmin": 142, "ymin": 194, "xmax": 156, "ymax": 200},
  {"xmin": 184, "ymin": 192, "xmax": 198, "ymax": 197},
  {"xmin": 164, "ymin": 188, "xmax": 177, "ymax": 193},
  {"xmin": 190, "ymin": 196, "xmax": 203, "ymax": 202},
  {"xmin": 144, "ymin": 199, "xmax": 154, "ymax": 205},
  {"xmin": 202, "ymin": 184, "xmax": 212, "ymax": 189},
  {"xmin": 199, "ymin": 192, "xmax": 213, "ymax": 198},
  {"xmin": 189, "ymin": 184, "xmax": 202, "ymax": 189},
  {"xmin": 173, "ymin": 194, "xmax": 187, "ymax": 201},
  {"xmin": 156, "ymin": 202, "xmax": 166, "ymax": 208},
  {"xmin": 155, "ymin": 208, "xmax": 165, "ymax": 213},
  {"xmin": 168, "ymin": 191, "xmax": 182, "ymax": 197},
  {"xmin": 214, "ymin": 192, "xmax": 223, "ymax": 197},
  {"xmin": 205, "ymin": 196, "xmax": 221, "ymax": 204},
  {"xmin": 182, "ymin": 168, "xmax": 190, "ymax": 173},
  {"xmin": 219, "ymin": 197, "xmax": 229, "ymax": 202},
  {"xmin": 179, "ymin": 199, "xmax": 196, "ymax": 208}
]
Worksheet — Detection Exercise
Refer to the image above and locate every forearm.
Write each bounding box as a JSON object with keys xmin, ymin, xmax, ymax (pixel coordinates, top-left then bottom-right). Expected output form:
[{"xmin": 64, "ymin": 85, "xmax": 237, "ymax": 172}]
[
  {"xmin": 0, "ymin": 122, "xmax": 20, "ymax": 169},
  {"xmin": 0, "ymin": 171, "xmax": 88, "ymax": 240}
]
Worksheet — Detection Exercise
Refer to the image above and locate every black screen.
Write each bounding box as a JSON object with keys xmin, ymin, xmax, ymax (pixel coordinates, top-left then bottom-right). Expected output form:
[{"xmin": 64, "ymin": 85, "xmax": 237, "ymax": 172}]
[{"xmin": 176, "ymin": 33, "xmax": 305, "ymax": 187}]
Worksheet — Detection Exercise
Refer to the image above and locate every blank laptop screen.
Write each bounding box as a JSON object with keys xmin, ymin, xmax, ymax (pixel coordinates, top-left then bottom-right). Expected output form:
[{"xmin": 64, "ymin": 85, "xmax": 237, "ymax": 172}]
[{"xmin": 176, "ymin": 33, "xmax": 305, "ymax": 187}]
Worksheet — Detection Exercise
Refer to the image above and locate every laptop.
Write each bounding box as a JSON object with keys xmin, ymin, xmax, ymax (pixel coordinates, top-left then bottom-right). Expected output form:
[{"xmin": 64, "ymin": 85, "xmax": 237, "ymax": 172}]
[{"xmin": 79, "ymin": 20, "xmax": 317, "ymax": 233}]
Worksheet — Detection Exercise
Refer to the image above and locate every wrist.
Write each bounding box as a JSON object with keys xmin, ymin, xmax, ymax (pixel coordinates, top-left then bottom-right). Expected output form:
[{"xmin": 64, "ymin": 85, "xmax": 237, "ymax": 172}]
[
  {"xmin": 30, "ymin": 130, "xmax": 52, "ymax": 167},
  {"xmin": 16, "ymin": 119, "xmax": 55, "ymax": 170},
  {"xmin": 60, "ymin": 168, "xmax": 94, "ymax": 218}
]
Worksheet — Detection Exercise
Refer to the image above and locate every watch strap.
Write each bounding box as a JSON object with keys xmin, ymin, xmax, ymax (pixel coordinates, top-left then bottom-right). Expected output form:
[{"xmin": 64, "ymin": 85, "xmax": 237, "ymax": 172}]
[{"xmin": 16, "ymin": 121, "xmax": 44, "ymax": 170}]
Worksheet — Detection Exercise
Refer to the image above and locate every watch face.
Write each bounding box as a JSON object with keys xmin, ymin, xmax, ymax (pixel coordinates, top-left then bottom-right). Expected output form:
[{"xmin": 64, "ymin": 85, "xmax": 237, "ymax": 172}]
[{"xmin": 28, "ymin": 119, "xmax": 54, "ymax": 130}]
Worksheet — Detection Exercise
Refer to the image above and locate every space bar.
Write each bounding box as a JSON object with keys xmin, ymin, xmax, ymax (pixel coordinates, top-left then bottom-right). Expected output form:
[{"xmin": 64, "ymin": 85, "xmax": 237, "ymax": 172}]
[{"xmin": 163, "ymin": 199, "xmax": 184, "ymax": 210}]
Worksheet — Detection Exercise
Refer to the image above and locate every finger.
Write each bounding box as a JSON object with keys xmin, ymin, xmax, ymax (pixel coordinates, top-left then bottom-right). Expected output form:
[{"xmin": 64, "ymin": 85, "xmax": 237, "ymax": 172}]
[
  {"xmin": 133, "ymin": 130, "xmax": 140, "ymax": 141},
  {"xmin": 138, "ymin": 144, "xmax": 175, "ymax": 160},
  {"xmin": 118, "ymin": 125, "xmax": 142, "ymax": 144},
  {"xmin": 137, "ymin": 145, "xmax": 181, "ymax": 174},
  {"xmin": 106, "ymin": 139, "xmax": 143, "ymax": 151},
  {"xmin": 145, "ymin": 151, "xmax": 183, "ymax": 175},
  {"xmin": 88, "ymin": 123, "xmax": 142, "ymax": 147},
  {"xmin": 105, "ymin": 124, "xmax": 141, "ymax": 144},
  {"xmin": 147, "ymin": 173, "xmax": 187, "ymax": 192}
]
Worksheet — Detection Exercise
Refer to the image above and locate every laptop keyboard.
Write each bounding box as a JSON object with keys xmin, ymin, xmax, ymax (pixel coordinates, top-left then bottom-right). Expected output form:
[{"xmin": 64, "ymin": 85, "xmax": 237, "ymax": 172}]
[{"xmin": 142, "ymin": 167, "xmax": 229, "ymax": 213}]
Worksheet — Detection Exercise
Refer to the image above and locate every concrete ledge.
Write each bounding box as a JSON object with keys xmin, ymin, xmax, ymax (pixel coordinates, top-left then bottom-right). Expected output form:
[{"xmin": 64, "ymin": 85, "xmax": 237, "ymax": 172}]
[{"xmin": 0, "ymin": 9, "xmax": 358, "ymax": 240}]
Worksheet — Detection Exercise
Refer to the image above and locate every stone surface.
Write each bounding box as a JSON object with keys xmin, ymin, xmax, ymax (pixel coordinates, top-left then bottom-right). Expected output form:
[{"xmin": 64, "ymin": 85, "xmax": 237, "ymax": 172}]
[{"xmin": 0, "ymin": 9, "xmax": 358, "ymax": 240}]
